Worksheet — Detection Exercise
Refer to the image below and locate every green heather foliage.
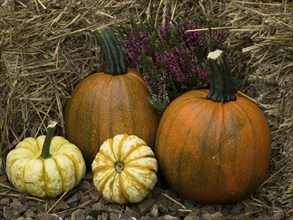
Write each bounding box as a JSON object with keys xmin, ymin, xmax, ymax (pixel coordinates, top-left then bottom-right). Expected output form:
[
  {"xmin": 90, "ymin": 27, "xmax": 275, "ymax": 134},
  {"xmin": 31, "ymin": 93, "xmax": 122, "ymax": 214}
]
[{"xmin": 118, "ymin": 18, "xmax": 235, "ymax": 113}]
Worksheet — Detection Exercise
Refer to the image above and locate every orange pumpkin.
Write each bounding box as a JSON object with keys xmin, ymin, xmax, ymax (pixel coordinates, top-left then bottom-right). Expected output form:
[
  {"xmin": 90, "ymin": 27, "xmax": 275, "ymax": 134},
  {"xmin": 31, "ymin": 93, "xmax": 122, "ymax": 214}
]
[
  {"xmin": 64, "ymin": 28, "xmax": 159, "ymax": 166},
  {"xmin": 155, "ymin": 49, "xmax": 271, "ymax": 203}
]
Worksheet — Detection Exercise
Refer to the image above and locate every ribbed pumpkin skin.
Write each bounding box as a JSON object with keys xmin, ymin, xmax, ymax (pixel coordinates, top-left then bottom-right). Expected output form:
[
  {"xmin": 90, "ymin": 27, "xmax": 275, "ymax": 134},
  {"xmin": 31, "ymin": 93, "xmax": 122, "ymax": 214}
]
[
  {"xmin": 64, "ymin": 68, "xmax": 159, "ymax": 165},
  {"xmin": 156, "ymin": 90, "xmax": 271, "ymax": 204},
  {"xmin": 6, "ymin": 136, "xmax": 86, "ymax": 198},
  {"xmin": 92, "ymin": 134, "xmax": 158, "ymax": 204}
]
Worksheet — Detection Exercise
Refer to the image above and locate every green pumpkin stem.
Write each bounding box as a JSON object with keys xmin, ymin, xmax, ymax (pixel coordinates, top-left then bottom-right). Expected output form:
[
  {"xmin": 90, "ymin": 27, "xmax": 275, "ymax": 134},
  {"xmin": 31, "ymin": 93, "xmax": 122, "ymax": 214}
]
[
  {"xmin": 206, "ymin": 49, "xmax": 237, "ymax": 103},
  {"xmin": 94, "ymin": 27, "xmax": 127, "ymax": 75},
  {"xmin": 39, "ymin": 121, "xmax": 58, "ymax": 159}
]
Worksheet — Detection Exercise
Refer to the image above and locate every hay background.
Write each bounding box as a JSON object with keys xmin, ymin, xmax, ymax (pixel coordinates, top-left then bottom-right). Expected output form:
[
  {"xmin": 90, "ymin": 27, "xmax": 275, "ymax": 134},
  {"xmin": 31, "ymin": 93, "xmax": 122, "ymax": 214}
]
[{"xmin": 0, "ymin": 0, "xmax": 292, "ymax": 218}]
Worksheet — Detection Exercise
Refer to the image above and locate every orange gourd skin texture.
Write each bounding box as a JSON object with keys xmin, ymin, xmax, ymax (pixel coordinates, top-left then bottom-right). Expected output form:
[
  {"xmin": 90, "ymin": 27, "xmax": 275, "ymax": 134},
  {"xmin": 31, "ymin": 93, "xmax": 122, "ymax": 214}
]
[
  {"xmin": 156, "ymin": 89, "xmax": 271, "ymax": 204},
  {"xmin": 64, "ymin": 68, "xmax": 159, "ymax": 165}
]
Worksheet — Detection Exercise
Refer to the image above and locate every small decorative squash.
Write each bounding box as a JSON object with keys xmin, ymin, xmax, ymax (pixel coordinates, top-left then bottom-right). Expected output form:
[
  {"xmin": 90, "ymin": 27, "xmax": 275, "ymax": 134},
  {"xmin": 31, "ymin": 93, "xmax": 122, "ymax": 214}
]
[
  {"xmin": 64, "ymin": 27, "xmax": 159, "ymax": 166},
  {"xmin": 92, "ymin": 134, "xmax": 158, "ymax": 204},
  {"xmin": 156, "ymin": 49, "xmax": 271, "ymax": 203},
  {"xmin": 6, "ymin": 121, "xmax": 86, "ymax": 198}
]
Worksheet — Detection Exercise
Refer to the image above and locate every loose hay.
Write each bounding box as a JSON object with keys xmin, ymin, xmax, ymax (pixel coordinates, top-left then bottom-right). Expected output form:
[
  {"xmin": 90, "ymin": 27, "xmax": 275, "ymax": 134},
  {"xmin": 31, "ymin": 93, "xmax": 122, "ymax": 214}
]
[
  {"xmin": 0, "ymin": 0, "xmax": 292, "ymax": 218},
  {"xmin": 223, "ymin": 1, "xmax": 293, "ymax": 215},
  {"xmin": 0, "ymin": 0, "xmax": 148, "ymax": 147}
]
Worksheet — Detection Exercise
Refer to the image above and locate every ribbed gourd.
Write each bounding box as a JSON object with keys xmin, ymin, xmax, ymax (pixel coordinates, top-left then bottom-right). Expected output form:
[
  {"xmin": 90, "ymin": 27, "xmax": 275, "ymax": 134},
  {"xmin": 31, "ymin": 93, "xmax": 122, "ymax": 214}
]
[
  {"xmin": 6, "ymin": 121, "xmax": 86, "ymax": 198},
  {"xmin": 92, "ymin": 134, "xmax": 158, "ymax": 204}
]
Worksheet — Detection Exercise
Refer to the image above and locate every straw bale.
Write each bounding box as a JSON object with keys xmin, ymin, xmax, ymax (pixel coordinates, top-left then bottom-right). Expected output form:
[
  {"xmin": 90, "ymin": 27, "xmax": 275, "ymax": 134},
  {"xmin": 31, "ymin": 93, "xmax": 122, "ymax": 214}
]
[
  {"xmin": 0, "ymin": 0, "xmax": 149, "ymax": 149},
  {"xmin": 222, "ymin": 0, "xmax": 293, "ymax": 214},
  {"xmin": 0, "ymin": 0, "xmax": 292, "ymax": 218}
]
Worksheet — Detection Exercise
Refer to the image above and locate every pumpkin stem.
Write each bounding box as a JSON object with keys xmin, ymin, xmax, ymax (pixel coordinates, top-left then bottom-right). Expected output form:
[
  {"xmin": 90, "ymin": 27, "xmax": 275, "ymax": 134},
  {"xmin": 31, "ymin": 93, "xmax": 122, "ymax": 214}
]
[
  {"xmin": 94, "ymin": 27, "xmax": 127, "ymax": 75},
  {"xmin": 114, "ymin": 161, "xmax": 124, "ymax": 173},
  {"xmin": 39, "ymin": 121, "xmax": 58, "ymax": 159},
  {"xmin": 206, "ymin": 49, "xmax": 237, "ymax": 103}
]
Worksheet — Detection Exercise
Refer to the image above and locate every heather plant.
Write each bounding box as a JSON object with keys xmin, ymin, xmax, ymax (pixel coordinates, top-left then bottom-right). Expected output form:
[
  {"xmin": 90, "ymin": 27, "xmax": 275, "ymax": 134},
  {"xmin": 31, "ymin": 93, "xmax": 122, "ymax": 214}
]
[{"xmin": 117, "ymin": 18, "xmax": 235, "ymax": 113}]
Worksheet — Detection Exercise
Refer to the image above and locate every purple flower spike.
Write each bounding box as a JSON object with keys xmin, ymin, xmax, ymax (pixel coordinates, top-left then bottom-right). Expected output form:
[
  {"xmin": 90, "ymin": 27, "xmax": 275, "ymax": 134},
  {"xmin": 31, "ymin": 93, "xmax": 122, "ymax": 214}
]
[{"xmin": 118, "ymin": 17, "xmax": 236, "ymax": 113}]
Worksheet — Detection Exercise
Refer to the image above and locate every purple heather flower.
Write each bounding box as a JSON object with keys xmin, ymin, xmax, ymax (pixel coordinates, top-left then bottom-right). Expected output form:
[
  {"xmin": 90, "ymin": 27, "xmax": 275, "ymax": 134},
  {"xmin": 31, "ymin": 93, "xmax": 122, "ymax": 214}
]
[
  {"xmin": 118, "ymin": 18, "xmax": 235, "ymax": 113},
  {"xmin": 160, "ymin": 18, "xmax": 172, "ymax": 41},
  {"xmin": 185, "ymin": 21, "xmax": 209, "ymax": 50},
  {"xmin": 196, "ymin": 64, "xmax": 208, "ymax": 81},
  {"xmin": 139, "ymin": 31, "xmax": 152, "ymax": 56}
]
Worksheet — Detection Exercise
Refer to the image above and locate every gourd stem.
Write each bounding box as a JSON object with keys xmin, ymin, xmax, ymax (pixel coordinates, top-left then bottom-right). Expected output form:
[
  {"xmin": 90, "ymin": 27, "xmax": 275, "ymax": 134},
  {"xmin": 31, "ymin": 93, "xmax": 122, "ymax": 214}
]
[
  {"xmin": 114, "ymin": 161, "xmax": 124, "ymax": 173},
  {"xmin": 39, "ymin": 121, "xmax": 57, "ymax": 159},
  {"xmin": 94, "ymin": 27, "xmax": 127, "ymax": 75},
  {"xmin": 206, "ymin": 49, "xmax": 237, "ymax": 103}
]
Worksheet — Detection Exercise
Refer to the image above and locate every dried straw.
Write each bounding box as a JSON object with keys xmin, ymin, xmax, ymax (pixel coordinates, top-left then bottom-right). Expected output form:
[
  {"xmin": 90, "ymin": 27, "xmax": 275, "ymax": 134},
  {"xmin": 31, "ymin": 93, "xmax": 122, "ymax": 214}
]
[
  {"xmin": 223, "ymin": 0, "xmax": 293, "ymax": 216},
  {"xmin": 0, "ymin": 0, "xmax": 149, "ymax": 149},
  {"xmin": 0, "ymin": 0, "xmax": 292, "ymax": 218}
]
